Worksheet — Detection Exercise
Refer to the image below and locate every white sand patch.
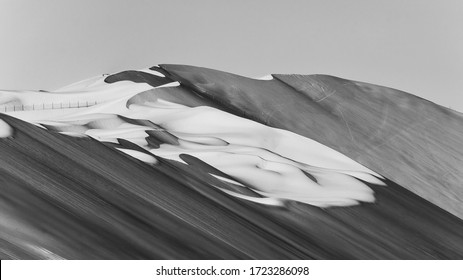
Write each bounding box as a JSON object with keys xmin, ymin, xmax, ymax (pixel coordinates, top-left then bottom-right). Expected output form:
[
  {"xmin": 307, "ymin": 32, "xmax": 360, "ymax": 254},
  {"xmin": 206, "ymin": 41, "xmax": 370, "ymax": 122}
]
[
  {"xmin": 86, "ymin": 126, "xmax": 149, "ymax": 140},
  {"xmin": 2, "ymin": 70, "xmax": 385, "ymax": 208},
  {"xmin": 0, "ymin": 119, "xmax": 13, "ymax": 137},
  {"xmin": 139, "ymin": 98, "xmax": 188, "ymax": 109},
  {"xmin": 117, "ymin": 148, "xmax": 158, "ymax": 164},
  {"xmin": 1, "ymin": 79, "xmax": 152, "ymax": 122},
  {"xmin": 125, "ymin": 105, "xmax": 383, "ymax": 207},
  {"xmin": 156, "ymin": 81, "xmax": 180, "ymax": 88},
  {"xmin": 209, "ymin": 174, "xmax": 245, "ymax": 187},
  {"xmin": 58, "ymin": 131, "xmax": 88, "ymax": 138},
  {"xmin": 221, "ymin": 189, "xmax": 284, "ymax": 206},
  {"xmin": 255, "ymin": 74, "xmax": 274, "ymax": 80}
]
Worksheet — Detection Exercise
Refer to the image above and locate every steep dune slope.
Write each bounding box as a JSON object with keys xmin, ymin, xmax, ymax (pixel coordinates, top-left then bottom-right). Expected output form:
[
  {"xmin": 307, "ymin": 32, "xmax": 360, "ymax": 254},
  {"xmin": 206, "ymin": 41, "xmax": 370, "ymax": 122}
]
[
  {"xmin": 275, "ymin": 74, "xmax": 463, "ymax": 219},
  {"xmin": 1, "ymin": 115, "xmax": 463, "ymax": 259},
  {"xmin": 159, "ymin": 64, "xmax": 463, "ymax": 218}
]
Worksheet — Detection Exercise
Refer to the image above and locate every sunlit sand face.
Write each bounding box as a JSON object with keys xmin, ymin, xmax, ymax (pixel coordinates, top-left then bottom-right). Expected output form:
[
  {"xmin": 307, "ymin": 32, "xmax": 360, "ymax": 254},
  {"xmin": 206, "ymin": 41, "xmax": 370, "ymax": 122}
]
[
  {"xmin": 2, "ymin": 70, "xmax": 384, "ymax": 208},
  {"xmin": 0, "ymin": 119, "xmax": 13, "ymax": 138}
]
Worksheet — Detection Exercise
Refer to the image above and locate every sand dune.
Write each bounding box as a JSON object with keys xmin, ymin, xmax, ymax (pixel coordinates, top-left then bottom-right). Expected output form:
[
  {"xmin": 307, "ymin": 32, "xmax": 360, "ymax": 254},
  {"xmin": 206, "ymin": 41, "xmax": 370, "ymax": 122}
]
[
  {"xmin": 2, "ymin": 68, "xmax": 384, "ymax": 208},
  {"xmin": 160, "ymin": 64, "xmax": 463, "ymax": 219},
  {"xmin": 1, "ymin": 64, "xmax": 463, "ymax": 259}
]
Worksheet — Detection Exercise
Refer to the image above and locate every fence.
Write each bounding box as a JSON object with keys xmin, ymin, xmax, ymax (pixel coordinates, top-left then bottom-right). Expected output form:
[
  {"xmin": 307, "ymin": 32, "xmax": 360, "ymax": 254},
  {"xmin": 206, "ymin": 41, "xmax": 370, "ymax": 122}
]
[{"xmin": 1, "ymin": 100, "xmax": 98, "ymax": 112}]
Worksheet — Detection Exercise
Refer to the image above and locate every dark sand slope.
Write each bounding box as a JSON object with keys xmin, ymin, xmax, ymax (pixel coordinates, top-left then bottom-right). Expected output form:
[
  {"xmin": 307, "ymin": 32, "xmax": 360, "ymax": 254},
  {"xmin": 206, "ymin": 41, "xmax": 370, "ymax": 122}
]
[
  {"xmin": 104, "ymin": 69, "xmax": 173, "ymax": 87},
  {"xmin": 1, "ymin": 114, "xmax": 463, "ymax": 259},
  {"xmin": 159, "ymin": 64, "xmax": 463, "ymax": 219}
]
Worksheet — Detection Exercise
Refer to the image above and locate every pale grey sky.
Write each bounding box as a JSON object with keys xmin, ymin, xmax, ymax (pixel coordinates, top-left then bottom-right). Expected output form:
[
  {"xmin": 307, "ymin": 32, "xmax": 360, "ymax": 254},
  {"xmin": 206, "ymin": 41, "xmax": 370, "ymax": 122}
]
[{"xmin": 1, "ymin": 0, "xmax": 462, "ymax": 111}]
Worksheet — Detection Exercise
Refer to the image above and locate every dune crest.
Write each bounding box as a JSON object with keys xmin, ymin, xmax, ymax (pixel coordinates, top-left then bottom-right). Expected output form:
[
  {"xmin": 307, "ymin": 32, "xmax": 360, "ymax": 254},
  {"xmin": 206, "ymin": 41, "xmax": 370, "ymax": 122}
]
[{"xmin": 1, "ymin": 68, "xmax": 384, "ymax": 207}]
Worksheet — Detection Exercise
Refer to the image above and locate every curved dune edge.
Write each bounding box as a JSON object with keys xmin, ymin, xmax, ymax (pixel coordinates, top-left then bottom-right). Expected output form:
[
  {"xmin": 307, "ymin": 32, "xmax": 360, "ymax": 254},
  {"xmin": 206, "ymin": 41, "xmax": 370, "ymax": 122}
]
[{"xmin": 1, "ymin": 68, "xmax": 384, "ymax": 208}]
